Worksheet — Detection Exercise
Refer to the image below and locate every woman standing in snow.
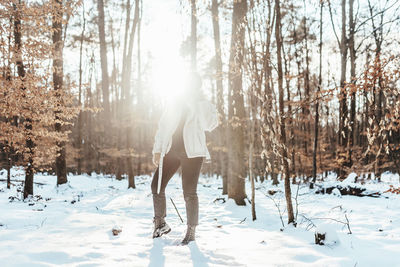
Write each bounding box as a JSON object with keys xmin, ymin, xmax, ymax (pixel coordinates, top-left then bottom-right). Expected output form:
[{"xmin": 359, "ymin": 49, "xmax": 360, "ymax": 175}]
[{"xmin": 151, "ymin": 72, "xmax": 218, "ymax": 245}]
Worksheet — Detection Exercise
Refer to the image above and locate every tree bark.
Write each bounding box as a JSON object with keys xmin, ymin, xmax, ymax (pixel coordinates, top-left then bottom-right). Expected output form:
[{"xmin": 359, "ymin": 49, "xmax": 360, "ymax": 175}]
[
  {"xmin": 311, "ymin": 1, "xmax": 324, "ymax": 189},
  {"xmin": 260, "ymin": 0, "xmax": 276, "ymax": 185},
  {"xmin": 191, "ymin": 0, "xmax": 197, "ymax": 71},
  {"xmin": 282, "ymin": 36, "xmax": 295, "ymax": 184},
  {"xmin": 13, "ymin": 1, "xmax": 34, "ymax": 198},
  {"xmin": 303, "ymin": 15, "xmax": 311, "ymax": 156},
  {"xmin": 275, "ymin": 0, "xmax": 295, "ymax": 224},
  {"xmin": 249, "ymin": 90, "xmax": 256, "ymax": 220},
  {"xmin": 6, "ymin": 150, "xmax": 11, "ymax": 189},
  {"xmin": 53, "ymin": 0, "xmax": 67, "ymax": 185},
  {"xmin": 227, "ymin": 0, "xmax": 247, "ymax": 205},
  {"xmin": 97, "ymin": 0, "xmax": 111, "ymax": 117},
  {"xmin": 367, "ymin": 0, "xmax": 385, "ymax": 181},
  {"xmin": 348, "ymin": 0, "xmax": 356, "ymax": 168},
  {"xmin": 211, "ymin": 0, "xmax": 227, "ymax": 194},
  {"xmin": 123, "ymin": 0, "xmax": 139, "ymax": 101},
  {"xmin": 77, "ymin": 2, "xmax": 86, "ymax": 175},
  {"xmin": 127, "ymin": 126, "xmax": 135, "ymax": 188},
  {"xmin": 338, "ymin": 0, "xmax": 348, "ymax": 179}
]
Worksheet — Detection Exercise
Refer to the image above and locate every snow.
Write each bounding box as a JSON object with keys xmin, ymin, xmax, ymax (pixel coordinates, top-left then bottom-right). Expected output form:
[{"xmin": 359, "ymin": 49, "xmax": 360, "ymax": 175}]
[
  {"xmin": 315, "ymin": 224, "xmax": 340, "ymax": 246},
  {"xmin": 343, "ymin": 172, "xmax": 358, "ymax": 184},
  {"xmin": 1, "ymin": 168, "xmax": 400, "ymax": 267},
  {"xmin": 331, "ymin": 188, "xmax": 342, "ymax": 197}
]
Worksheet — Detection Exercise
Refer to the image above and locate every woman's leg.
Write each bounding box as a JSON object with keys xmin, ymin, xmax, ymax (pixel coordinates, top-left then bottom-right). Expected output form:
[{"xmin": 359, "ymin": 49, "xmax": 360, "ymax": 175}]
[
  {"xmin": 181, "ymin": 157, "xmax": 204, "ymax": 226},
  {"xmin": 151, "ymin": 152, "xmax": 180, "ymax": 222}
]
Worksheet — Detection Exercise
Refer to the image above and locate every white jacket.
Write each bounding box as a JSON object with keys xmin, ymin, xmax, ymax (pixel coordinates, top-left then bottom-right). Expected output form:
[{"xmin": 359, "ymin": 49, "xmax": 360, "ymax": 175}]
[{"xmin": 152, "ymin": 97, "xmax": 219, "ymax": 160}]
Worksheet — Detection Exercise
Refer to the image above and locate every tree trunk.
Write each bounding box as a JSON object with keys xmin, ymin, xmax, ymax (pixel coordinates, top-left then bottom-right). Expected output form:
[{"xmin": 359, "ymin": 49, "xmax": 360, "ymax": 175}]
[
  {"xmin": 303, "ymin": 15, "xmax": 311, "ymax": 157},
  {"xmin": 311, "ymin": 1, "xmax": 324, "ymax": 189},
  {"xmin": 85, "ymin": 54, "xmax": 95, "ymax": 174},
  {"xmin": 97, "ymin": 0, "xmax": 110, "ymax": 117},
  {"xmin": 338, "ymin": 0, "xmax": 348, "ymax": 179},
  {"xmin": 77, "ymin": 3, "xmax": 86, "ymax": 175},
  {"xmin": 116, "ymin": 128, "xmax": 123, "ymax": 180},
  {"xmin": 348, "ymin": 0, "xmax": 356, "ymax": 168},
  {"xmin": 13, "ymin": 2, "xmax": 34, "ymax": 198},
  {"xmin": 211, "ymin": 0, "xmax": 227, "ymax": 194},
  {"xmin": 275, "ymin": 0, "xmax": 295, "ymax": 224},
  {"xmin": 227, "ymin": 0, "xmax": 247, "ymax": 205},
  {"xmin": 127, "ymin": 125, "xmax": 135, "ymax": 188},
  {"xmin": 367, "ymin": 0, "xmax": 385, "ymax": 181},
  {"xmin": 249, "ymin": 91, "xmax": 256, "ymax": 220},
  {"xmin": 53, "ymin": 0, "xmax": 67, "ymax": 185},
  {"xmin": 260, "ymin": 0, "xmax": 276, "ymax": 186},
  {"xmin": 123, "ymin": 0, "xmax": 139, "ymax": 101},
  {"xmin": 191, "ymin": 0, "xmax": 197, "ymax": 71},
  {"xmin": 282, "ymin": 39, "xmax": 295, "ymax": 184},
  {"xmin": 6, "ymin": 150, "xmax": 11, "ymax": 189}
]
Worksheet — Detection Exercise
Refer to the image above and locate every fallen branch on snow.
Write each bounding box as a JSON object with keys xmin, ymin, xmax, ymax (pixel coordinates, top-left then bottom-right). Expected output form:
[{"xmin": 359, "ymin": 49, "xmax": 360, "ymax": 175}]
[
  {"xmin": 0, "ymin": 179, "xmax": 47, "ymax": 186},
  {"xmin": 315, "ymin": 184, "xmax": 380, "ymax": 198}
]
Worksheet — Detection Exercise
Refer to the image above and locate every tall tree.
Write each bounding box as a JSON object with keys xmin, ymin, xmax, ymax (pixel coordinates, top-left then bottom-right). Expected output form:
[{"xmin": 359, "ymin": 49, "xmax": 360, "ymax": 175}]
[
  {"xmin": 338, "ymin": 0, "xmax": 349, "ymax": 178},
  {"xmin": 13, "ymin": 1, "xmax": 33, "ymax": 198},
  {"xmin": 275, "ymin": 0, "xmax": 295, "ymax": 224},
  {"xmin": 76, "ymin": 2, "xmax": 86, "ymax": 174},
  {"xmin": 311, "ymin": 0, "xmax": 324, "ymax": 189},
  {"xmin": 328, "ymin": 0, "xmax": 349, "ymax": 179},
  {"xmin": 211, "ymin": 0, "xmax": 227, "ymax": 194},
  {"xmin": 227, "ymin": 0, "xmax": 247, "ymax": 205},
  {"xmin": 97, "ymin": 0, "xmax": 110, "ymax": 117},
  {"xmin": 123, "ymin": 0, "xmax": 139, "ymax": 100},
  {"xmin": 191, "ymin": 0, "xmax": 197, "ymax": 71},
  {"xmin": 53, "ymin": 0, "xmax": 67, "ymax": 185},
  {"xmin": 367, "ymin": 0, "xmax": 390, "ymax": 180},
  {"xmin": 0, "ymin": 1, "xmax": 77, "ymax": 198},
  {"xmin": 259, "ymin": 0, "xmax": 278, "ymax": 186},
  {"xmin": 348, "ymin": 0, "xmax": 356, "ymax": 168}
]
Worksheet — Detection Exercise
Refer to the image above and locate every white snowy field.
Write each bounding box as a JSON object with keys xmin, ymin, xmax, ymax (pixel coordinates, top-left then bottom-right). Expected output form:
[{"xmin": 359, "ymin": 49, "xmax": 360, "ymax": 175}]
[{"xmin": 0, "ymin": 168, "xmax": 400, "ymax": 267}]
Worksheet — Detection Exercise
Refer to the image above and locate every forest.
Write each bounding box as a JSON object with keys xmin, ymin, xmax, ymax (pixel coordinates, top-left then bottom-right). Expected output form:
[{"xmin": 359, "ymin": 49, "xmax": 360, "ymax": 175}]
[{"xmin": 1, "ymin": 0, "xmax": 400, "ymax": 266}]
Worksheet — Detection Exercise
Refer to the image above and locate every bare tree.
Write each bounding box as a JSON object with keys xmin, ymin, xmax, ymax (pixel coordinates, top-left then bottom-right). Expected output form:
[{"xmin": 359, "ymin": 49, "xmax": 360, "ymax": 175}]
[
  {"xmin": 211, "ymin": 0, "xmax": 228, "ymax": 194},
  {"xmin": 53, "ymin": 0, "xmax": 67, "ymax": 185},
  {"xmin": 191, "ymin": 0, "xmax": 197, "ymax": 71},
  {"xmin": 311, "ymin": 0, "xmax": 324, "ymax": 189},
  {"xmin": 228, "ymin": 0, "xmax": 247, "ymax": 205},
  {"xmin": 275, "ymin": 0, "xmax": 295, "ymax": 224},
  {"xmin": 97, "ymin": 0, "xmax": 111, "ymax": 117}
]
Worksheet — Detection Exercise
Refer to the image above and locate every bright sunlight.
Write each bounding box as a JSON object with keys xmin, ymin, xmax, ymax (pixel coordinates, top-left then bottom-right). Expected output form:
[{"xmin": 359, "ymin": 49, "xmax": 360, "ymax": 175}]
[{"xmin": 150, "ymin": 55, "xmax": 187, "ymax": 100}]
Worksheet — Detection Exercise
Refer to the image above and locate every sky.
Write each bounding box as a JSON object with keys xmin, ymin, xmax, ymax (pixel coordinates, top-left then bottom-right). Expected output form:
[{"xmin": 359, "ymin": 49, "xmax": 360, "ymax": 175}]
[
  {"xmin": 62, "ymin": 0, "xmax": 400, "ymax": 109},
  {"xmin": 141, "ymin": 0, "xmax": 189, "ymax": 99}
]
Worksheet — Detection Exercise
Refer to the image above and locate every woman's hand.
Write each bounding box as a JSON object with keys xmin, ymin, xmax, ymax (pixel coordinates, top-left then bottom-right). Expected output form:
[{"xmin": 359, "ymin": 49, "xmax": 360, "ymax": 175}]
[{"xmin": 153, "ymin": 153, "xmax": 161, "ymax": 166}]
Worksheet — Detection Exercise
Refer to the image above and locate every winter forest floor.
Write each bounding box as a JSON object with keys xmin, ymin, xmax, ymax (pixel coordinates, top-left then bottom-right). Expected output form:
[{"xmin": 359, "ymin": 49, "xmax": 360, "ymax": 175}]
[{"xmin": 0, "ymin": 168, "xmax": 400, "ymax": 267}]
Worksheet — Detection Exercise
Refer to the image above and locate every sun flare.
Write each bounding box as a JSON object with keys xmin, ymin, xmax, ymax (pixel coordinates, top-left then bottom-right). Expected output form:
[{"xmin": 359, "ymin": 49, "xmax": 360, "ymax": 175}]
[{"xmin": 151, "ymin": 56, "xmax": 187, "ymax": 101}]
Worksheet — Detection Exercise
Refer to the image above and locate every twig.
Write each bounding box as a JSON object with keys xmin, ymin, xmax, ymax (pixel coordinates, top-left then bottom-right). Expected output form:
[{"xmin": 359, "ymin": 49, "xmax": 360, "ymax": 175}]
[
  {"xmin": 40, "ymin": 217, "xmax": 47, "ymax": 228},
  {"xmin": 345, "ymin": 214, "xmax": 352, "ymax": 234},
  {"xmin": 309, "ymin": 217, "xmax": 347, "ymax": 225},
  {"xmin": 264, "ymin": 192, "xmax": 285, "ymax": 228},
  {"xmin": 299, "ymin": 214, "xmax": 316, "ymax": 231},
  {"xmin": 170, "ymin": 197, "xmax": 184, "ymax": 223},
  {"xmin": 306, "ymin": 216, "xmax": 352, "ymax": 234},
  {"xmin": 331, "ymin": 205, "xmax": 343, "ymax": 211}
]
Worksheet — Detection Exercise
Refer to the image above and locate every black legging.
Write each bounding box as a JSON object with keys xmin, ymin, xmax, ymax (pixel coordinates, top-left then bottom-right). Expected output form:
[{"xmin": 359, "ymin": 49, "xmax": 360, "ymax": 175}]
[{"xmin": 151, "ymin": 149, "xmax": 203, "ymax": 226}]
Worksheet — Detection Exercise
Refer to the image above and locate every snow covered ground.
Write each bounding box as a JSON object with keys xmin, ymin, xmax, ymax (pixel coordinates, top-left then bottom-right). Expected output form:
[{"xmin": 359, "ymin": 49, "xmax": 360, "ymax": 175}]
[{"xmin": 0, "ymin": 167, "xmax": 400, "ymax": 267}]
